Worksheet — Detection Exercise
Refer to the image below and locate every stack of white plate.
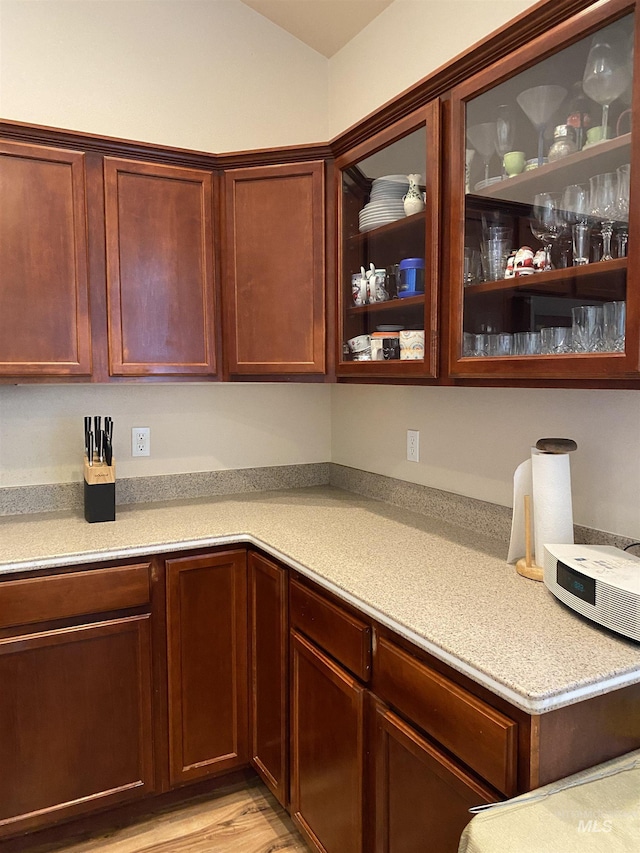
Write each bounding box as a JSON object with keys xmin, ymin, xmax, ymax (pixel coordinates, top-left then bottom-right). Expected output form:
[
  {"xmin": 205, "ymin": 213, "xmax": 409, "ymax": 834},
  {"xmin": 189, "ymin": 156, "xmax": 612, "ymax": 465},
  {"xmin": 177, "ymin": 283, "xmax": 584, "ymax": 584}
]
[{"xmin": 358, "ymin": 174, "xmax": 409, "ymax": 233}]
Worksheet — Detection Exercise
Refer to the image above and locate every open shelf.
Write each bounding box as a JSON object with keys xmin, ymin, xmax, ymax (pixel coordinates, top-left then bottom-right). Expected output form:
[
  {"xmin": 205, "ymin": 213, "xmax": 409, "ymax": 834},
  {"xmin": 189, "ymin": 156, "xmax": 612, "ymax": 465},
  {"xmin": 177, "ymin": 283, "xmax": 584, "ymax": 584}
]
[
  {"xmin": 346, "ymin": 294, "xmax": 424, "ymax": 316},
  {"xmin": 470, "ymin": 134, "xmax": 631, "ymax": 205},
  {"xmin": 349, "ymin": 210, "xmax": 425, "ymax": 243},
  {"xmin": 464, "ymin": 257, "xmax": 626, "ymax": 296}
]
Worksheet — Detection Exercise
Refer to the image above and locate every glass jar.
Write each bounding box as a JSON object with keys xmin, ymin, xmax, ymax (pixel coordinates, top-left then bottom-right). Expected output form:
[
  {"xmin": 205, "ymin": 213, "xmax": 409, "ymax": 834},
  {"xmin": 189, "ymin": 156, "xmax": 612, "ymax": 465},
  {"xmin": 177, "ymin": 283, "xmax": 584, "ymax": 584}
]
[{"xmin": 548, "ymin": 125, "xmax": 579, "ymax": 161}]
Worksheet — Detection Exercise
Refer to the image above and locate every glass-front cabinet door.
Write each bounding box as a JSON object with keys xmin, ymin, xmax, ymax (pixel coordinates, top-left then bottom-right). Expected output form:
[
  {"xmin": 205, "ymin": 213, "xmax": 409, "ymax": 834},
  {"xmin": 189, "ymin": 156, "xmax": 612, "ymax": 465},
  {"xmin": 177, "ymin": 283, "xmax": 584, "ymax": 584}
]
[
  {"xmin": 448, "ymin": 0, "xmax": 638, "ymax": 379},
  {"xmin": 336, "ymin": 104, "xmax": 440, "ymax": 377}
]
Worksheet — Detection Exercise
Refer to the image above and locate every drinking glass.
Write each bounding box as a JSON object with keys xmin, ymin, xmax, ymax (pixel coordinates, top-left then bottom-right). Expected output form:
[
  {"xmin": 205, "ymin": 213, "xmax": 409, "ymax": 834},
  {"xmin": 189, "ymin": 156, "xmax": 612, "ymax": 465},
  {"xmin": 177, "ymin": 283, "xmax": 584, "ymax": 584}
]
[
  {"xmin": 480, "ymin": 239, "xmax": 510, "ymax": 281},
  {"xmin": 474, "ymin": 333, "xmax": 490, "ymax": 356},
  {"xmin": 488, "ymin": 333, "xmax": 513, "ymax": 356},
  {"xmin": 615, "ymin": 164, "xmax": 631, "ymax": 258},
  {"xmin": 572, "ymin": 305, "xmax": 604, "ymax": 352},
  {"xmin": 463, "ymin": 332, "xmax": 476, "ymax": 357},
  {"xmin": 467, "ymin": 122, "xmax": 496, "ymax": 184},
  {"xmin": 582, "ymin": 38, "xmax": 632, "ymax": 139},
  {"xmin": 495, "ymin": 105, "xmax": 516, "ymax": 178},
  {"xmin": 530, "ymin": 192, "xmax": 566, "ymax": 270},
  {"xmin": 603, "ymin": 301, "xmax": 626, "ymax": 352},
  {"xmin": 562, "ymin": 183, "xmax": 590, "ymax": 265},
  {"xmin": 517, "ymin": 85, "xmax": 567, "ymax": 167},
  {"xmin": 514, "ymin": 331, "xmax": 541, "ymax": 355},
  {"xmin": 540, "ymin": 327, "xmax": 572, "ymax": 354},
  {"xmin": 463, "ymin": 247, "xmax": 481, "ymax": 286},
  {"xmin": 589, "ymin": 172, "xmax": 617, "ymax": 261}
]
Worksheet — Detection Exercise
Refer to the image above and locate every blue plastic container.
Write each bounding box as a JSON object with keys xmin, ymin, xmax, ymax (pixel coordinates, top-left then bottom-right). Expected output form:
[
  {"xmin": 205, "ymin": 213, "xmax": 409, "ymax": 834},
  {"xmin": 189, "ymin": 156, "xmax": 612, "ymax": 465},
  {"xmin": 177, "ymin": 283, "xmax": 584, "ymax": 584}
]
[{"xmin": 397, "ymin": 258, "xmax": 425, "ymax": 297}]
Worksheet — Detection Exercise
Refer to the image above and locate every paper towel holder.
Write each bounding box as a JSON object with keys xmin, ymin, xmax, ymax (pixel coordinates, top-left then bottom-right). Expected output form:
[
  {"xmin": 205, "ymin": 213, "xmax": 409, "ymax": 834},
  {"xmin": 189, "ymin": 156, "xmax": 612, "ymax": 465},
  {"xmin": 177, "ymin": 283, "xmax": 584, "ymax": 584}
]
[
  {"xmin": 516, "ymin": 494, "xmax": 543, "ymax": 581},
  {"xmin": 516, "ymin": 438, "xmax": 577, "ymax": 581}
]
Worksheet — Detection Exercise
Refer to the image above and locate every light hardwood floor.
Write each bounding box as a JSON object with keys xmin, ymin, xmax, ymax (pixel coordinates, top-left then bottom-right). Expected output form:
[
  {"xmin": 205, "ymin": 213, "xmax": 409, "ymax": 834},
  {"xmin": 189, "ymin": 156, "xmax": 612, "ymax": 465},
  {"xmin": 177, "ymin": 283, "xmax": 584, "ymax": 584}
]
[{"xmin": 16, "ymin": 780, "xmax": 310, "ymax": 853}]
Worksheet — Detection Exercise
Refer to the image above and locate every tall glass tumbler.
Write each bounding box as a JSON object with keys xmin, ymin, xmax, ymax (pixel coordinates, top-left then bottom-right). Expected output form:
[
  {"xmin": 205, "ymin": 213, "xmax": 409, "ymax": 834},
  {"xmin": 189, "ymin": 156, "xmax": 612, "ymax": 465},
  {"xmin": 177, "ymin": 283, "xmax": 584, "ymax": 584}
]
[
  {"xmin": 562, "ymin": 183, "xmax": 590, "ymax": 265},
  {"xmin": 480, "ymin": 239, "xmax": 510, "ymax": 281},
  {"xmin": 572, "ymin": 305, "xmax": 604, "ymax": 352},
  {"xmin": 603, "ymin": 301, "xmax": 626, "ymax": 352}
]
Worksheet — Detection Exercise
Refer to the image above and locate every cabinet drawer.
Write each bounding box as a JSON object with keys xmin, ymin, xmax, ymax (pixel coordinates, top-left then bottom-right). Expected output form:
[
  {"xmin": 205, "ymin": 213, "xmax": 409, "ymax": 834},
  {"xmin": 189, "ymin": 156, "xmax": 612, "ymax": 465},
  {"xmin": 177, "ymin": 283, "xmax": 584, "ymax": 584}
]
[
  {"xmin": 0, "ymin": 564, "xmax": 151, "ymax": 629},
  {"xmin": 290, "ymin": 579, "xmax": 371, "ymax": 681},
  {"xmin": 374, "ymin": 636, "xmax": 517, "ymax": 796}
]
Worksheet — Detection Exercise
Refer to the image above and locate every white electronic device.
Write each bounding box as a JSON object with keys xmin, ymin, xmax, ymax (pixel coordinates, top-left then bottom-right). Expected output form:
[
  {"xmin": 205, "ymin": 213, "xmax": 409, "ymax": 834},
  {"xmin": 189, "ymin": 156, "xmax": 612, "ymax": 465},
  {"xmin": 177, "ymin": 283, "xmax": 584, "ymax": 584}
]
[{"xmin": 543, "ymin": 544, "xmax": 640, "ymax": 643}]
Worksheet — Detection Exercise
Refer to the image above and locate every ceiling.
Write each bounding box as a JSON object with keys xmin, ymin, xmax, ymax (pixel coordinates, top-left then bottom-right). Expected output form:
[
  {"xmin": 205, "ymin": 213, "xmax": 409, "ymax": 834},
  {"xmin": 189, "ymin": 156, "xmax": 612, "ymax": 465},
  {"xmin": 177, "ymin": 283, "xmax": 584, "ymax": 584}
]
[{"xmin": 240, "ymin": 0, "xmax": 395, "ymax": 58}]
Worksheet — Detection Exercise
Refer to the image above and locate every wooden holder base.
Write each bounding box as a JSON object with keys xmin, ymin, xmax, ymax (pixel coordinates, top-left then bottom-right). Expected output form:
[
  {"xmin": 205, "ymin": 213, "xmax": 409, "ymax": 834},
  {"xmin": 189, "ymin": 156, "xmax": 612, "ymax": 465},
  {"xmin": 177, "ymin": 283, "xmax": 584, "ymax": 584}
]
[
  {"xmin": 515, "ymin": 493, "xmax": 544, "ymax": 582},
  {"xmin": 516, "ymin": 557, "xmax": 544, "ymax": 582}
]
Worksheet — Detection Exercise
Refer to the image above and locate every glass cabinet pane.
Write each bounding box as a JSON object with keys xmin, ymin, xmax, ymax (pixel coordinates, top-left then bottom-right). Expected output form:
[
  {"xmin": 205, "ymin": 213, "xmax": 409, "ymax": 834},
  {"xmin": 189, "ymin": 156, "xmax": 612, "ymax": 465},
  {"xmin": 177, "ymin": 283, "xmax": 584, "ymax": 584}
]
[
  {"xmin": 337, "ymin": 109, "xmax": 438, "ymax": 377},
  {"xmin": 452, "ymin": 8, "xmax": 635, "ymax": 377}
]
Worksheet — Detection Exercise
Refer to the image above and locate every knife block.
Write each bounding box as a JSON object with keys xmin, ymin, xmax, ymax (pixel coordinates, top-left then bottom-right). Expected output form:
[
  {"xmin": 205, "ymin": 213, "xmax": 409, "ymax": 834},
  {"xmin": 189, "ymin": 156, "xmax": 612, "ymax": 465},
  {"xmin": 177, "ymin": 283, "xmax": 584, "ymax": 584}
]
[{"xmin": 84, "ymin": 457, "xmax": 116, "ymax": 523}]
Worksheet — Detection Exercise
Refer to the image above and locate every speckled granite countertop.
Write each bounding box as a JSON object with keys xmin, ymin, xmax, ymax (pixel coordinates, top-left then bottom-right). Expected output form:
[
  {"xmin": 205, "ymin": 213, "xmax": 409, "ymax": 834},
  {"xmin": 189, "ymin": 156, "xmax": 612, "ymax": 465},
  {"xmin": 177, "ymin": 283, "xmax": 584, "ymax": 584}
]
[{"xmin": 1, "ymin": 486, "xmax": 639, "ymax": 715}]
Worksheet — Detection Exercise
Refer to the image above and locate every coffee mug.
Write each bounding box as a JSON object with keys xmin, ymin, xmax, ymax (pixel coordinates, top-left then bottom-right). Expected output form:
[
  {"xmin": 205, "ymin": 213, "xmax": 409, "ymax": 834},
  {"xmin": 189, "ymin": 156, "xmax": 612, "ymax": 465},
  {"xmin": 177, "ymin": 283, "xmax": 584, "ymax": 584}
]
[
  {"xmin": 382, "ymin": 337, "xmax": 400, "ymax": 360},
  {"xmin": 347, "ymin": 334, "xmax": 371, "ymax": 354}
]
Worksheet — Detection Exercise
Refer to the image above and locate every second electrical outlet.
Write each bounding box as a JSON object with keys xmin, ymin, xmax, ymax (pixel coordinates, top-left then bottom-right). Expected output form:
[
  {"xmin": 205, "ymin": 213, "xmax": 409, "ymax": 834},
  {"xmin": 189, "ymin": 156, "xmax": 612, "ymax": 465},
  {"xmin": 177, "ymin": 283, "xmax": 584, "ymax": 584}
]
[
  {"xmin": 407, "ymin": 429, "xmax": 419, "ymax": 462},
  {"xmin": 132, "ymin": 427, "xmax": 150, "ymax": 457}
]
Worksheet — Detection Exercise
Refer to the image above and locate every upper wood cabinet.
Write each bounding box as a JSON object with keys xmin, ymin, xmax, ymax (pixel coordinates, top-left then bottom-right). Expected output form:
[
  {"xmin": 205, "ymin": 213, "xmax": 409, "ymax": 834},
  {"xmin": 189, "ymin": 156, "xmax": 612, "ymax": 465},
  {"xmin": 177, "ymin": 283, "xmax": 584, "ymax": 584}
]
[
  {"xmin": 335, "ymin": 105, "xmax": 440, "ymax": 379},
  {"xmin": 0, "ymin": 141, "xmax": 92, "ymax": 377},
  {"xmin": 104, "ymin": 157, "xmax": 217, "ymax": 377},
  {"xmin": 222, "ymin": 161, "xmax": 326, "ymax": 376},
  {"xmin": 446, "ymin": 0, "xmax": 638, "ymax": 380}
]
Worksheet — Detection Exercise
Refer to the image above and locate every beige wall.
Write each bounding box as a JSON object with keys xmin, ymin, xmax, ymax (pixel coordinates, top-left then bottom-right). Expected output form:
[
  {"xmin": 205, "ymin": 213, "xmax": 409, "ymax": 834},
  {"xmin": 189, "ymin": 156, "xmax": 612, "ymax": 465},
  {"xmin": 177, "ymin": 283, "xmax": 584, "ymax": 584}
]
[
  {"xmin": 331, "ymin": 386, "xmax": 640, "ymax": 539},
  {"xmin": 0, "ymin": 0, "xmax": 328, "ymax": 151},
  {"xmin": 1, "ymin": 0, "xmax": 638, "ymax": 540},
  {"xmin": 0, "ymin": 384, "xmax": 331, "ymax": 486},
  {"xmin": 328, "ymin": 0, "xmax": 536, "ymax": 135}
]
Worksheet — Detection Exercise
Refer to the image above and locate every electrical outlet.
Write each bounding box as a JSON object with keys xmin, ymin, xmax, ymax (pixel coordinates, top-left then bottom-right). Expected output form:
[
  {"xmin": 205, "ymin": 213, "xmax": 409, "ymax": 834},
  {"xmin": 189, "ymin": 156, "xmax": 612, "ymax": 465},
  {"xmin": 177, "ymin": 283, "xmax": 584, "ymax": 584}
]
[
  {"xmin": 407, "ymin": 429, "xmax": 419, "ymax": 463},
  {"xmin": 132, "ymin": 427, "xmax": 150, "ymax": 457}
]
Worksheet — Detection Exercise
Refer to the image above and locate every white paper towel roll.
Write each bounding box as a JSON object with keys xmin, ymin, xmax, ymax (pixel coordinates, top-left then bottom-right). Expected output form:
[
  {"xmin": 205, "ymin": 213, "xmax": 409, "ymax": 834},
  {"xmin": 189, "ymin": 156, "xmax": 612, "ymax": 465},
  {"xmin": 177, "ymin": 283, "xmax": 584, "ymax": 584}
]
[{"xmin": 507, "ymin": 448, "xmax": 574, "ymax": 566}]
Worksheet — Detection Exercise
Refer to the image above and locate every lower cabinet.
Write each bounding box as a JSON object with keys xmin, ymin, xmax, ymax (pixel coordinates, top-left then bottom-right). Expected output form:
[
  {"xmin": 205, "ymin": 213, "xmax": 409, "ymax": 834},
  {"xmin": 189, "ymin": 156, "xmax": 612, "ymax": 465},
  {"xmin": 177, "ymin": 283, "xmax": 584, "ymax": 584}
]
[
  {"xmin": 371, "ymin": 696, "xmax": 497, "ymax": 853},
  {"xmin": 248, "ymin": 551, "xmax": 288, "ymax": 806},
  {"xmin": 0, "ymin": 562, "xmax": 155, "ymax": 839},
  {"xmin": 165, "ymin": 550, "xmax": 249, "ymax": 786},
  {"xmin": 3, "ymin": 548, "xmax": 637, "ymax": 851},
  {"xmin": 290, "ymin": 630, "xmax": 366, "ymax": 853}
]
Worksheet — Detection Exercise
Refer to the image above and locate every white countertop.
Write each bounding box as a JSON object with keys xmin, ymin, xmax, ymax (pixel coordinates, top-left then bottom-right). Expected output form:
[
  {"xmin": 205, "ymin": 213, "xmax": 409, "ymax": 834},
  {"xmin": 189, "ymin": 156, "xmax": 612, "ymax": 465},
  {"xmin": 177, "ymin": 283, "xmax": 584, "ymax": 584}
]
[{"xmin": 1, "ymin": 486, "xmax": 639, "ymax": 715}]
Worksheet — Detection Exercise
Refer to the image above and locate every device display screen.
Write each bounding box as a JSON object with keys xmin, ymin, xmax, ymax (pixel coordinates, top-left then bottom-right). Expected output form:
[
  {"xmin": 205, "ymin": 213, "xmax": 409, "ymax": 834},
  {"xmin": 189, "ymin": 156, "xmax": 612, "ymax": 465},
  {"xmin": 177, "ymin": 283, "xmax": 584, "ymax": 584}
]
[{"xmin": 557, "ymin": 560, "xmax": 596, "ymax": 605}]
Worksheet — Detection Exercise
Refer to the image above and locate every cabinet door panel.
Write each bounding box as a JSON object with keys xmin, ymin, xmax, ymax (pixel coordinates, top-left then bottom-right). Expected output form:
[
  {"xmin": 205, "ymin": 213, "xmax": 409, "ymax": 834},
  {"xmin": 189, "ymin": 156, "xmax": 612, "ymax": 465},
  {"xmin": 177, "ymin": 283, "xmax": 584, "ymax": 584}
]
[
  {"xmin": 104, "ymin": 157, "xmax": 216, "ymax": 376},
  {"xmin": 166, "ymin": 550, "xmax": 248, "ymax": 786},
  {"xmin": 372, "ymin": 699, "xmax": 497, "ymax": 853},
  {"xmin": 291, "ymin": 630, "xmax": 364, "ymax": 853},
  {"xmin": 0, "ymin": 141, "xmax": 91, "ymax": 376},
  {"xmin": 249, "ymin": 552, "xmax": 288, "ymax": 806},
  {"xmin": 223, "ymin": 162, "xmax": 325, "ymax": 374},
  {"xmin": 0, "ymin": 616, "xmax": 154, "ymax": 837}
]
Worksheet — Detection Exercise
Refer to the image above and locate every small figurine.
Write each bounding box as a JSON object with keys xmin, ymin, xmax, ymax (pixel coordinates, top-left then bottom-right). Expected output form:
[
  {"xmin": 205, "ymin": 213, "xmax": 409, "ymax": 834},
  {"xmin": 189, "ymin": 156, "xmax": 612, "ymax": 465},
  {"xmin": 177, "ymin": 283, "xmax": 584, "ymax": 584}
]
[
  {"xmin": 533, "ymin": 249, "xmax": 548, "ymax": 272},
  {"xmin": 505, "ymin": 251, "xmax": 516, "ymax": 278},
  {"xmin": 513, "ymin": 246, "xmax": 536, "ymax": 276}
]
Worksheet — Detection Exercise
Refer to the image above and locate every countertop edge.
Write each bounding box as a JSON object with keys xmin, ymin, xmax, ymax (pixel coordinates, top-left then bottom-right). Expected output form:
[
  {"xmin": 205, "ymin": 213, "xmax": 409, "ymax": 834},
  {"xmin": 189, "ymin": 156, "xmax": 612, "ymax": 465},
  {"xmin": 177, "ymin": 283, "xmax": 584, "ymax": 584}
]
[{"xmin": 3, "ymin": 530, "xmax": 637, "ymax": 716}]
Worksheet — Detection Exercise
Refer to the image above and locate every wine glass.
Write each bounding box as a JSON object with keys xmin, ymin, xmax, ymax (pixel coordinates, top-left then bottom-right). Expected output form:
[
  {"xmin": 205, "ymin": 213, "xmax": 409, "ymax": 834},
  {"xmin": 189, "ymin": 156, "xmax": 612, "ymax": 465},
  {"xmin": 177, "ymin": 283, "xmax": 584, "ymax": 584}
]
[
  {"xmin": 495, "ymin": 105, "xmax": 516, "ymax": 178},
  {"xmin": 562, "ymin": 183, "xmax": 590, "ymax": 265},
  {"xmin": 467, "ymin": 122, "xmax": 496, "ymax": 185},
  {"xmin": 615, "ymin": 163, "xmax": 631, "ymax": 258},
  {"xmin": 517, "ymin": 85, "xmax": 567, "ymax": 167},
  {"xmin": 582, "ymin": 39, "xmax": 632, "ymax": 140},
  {"xmin": 530, "ymin": 192, "xmax": 566, "ymax": 270},
  {"xmin": 589, "ymin": 172, "xmax": 617, "ymax": 261}
]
